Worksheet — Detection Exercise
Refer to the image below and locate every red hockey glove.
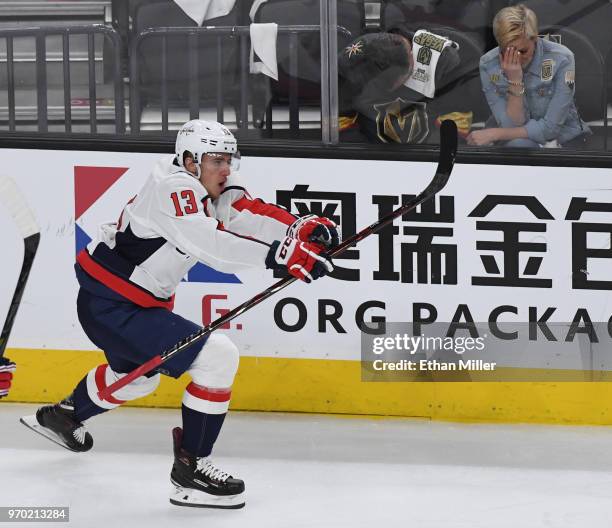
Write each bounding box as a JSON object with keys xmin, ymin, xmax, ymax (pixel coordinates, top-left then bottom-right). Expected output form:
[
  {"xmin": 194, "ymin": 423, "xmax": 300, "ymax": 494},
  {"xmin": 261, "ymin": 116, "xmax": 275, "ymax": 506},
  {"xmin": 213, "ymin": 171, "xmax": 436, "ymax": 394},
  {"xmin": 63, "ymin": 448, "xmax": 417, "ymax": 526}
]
[
  {"xmin": 287, "ymin": 215, "xmax": 340, "ymax": 249},
  {"xmin": 266, "ymin": 237, "xmax": 334, "ymax": 283},
  {"xmin": 0, "ymin": 357, "xmax": 16, "ymax": 398}
]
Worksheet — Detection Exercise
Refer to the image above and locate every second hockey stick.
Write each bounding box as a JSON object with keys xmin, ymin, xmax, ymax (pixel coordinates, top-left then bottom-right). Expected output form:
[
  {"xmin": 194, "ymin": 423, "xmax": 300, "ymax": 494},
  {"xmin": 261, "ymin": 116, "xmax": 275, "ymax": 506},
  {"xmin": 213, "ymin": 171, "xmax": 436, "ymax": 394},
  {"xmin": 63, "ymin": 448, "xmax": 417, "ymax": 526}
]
[
  {"xmin": 0, "ymin": 176, "xmax": 40, "ymax": 359},
  {"xmin": 98, "ymin": 119, "xmax": 458, "ymax": 401}
]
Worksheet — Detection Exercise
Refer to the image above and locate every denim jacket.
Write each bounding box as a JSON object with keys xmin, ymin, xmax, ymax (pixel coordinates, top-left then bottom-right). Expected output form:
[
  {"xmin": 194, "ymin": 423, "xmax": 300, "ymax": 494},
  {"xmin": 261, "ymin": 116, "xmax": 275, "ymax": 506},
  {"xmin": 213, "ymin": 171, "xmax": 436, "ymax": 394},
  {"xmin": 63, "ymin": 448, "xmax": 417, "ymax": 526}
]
[{"xmin": 480, "ymin": 38, "xmax": 590, "ymax": 144}]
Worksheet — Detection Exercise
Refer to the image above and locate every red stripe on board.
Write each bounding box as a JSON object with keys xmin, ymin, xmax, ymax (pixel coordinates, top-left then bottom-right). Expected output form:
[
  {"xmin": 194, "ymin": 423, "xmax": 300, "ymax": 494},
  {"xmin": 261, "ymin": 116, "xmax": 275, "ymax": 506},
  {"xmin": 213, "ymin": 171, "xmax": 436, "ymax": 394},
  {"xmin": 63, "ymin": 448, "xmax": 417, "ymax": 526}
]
[
  {"xmin": 77, "ymin": 250, "xmax": 175, "ymax": 311},
  {"xmin": 95, "ymin": 365, "xmax": 126, "ymax": 405},
  {"xmin": 232, "ymin": 197, "xmax": 295, "ymax": 226},
  {"xmin": 74, "ymin": 166, "xmax": 129, "ymax": 220},
  {"xmin": 186, "ymin": 382, "xmax": 231, "ymax": 402}
]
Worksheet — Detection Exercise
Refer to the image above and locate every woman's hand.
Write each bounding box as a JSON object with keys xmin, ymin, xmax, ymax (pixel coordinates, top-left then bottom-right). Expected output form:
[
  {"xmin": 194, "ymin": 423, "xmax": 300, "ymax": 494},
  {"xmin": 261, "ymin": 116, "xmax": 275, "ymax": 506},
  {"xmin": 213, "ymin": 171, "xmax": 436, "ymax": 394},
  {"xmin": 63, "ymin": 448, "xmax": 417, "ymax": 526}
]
[
  {"xmin": 501, "ymin": 46, "xmax": 523, "ymax": 84},
  {"xmin": 466, "ymin": 129, "xmax": 500, "ymax": 146}
]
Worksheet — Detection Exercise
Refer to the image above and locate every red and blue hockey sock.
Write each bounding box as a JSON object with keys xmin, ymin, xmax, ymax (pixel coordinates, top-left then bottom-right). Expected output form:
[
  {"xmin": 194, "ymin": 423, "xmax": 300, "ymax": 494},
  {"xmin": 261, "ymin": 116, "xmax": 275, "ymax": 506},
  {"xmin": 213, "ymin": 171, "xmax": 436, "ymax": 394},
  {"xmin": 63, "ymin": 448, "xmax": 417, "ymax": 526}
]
[{"xmin": 181, "ymin": 382, "xmax": 231, "ymax": 457}]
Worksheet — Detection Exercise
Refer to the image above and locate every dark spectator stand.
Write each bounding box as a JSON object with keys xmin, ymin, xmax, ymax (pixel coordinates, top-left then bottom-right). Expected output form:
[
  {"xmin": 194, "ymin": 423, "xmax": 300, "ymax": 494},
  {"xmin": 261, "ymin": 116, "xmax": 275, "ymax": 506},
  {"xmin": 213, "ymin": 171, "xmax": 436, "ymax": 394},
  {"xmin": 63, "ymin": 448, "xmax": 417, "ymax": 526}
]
[{"xmin": 0, "ymin": 0, "xmax": 611, "ymax": 157}]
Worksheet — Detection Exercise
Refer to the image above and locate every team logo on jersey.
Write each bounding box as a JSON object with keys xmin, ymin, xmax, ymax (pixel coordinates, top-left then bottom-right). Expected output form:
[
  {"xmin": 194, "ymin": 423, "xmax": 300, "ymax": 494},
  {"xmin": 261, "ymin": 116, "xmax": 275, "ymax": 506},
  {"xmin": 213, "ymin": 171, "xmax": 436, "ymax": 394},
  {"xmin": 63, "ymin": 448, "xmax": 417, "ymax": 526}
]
[
  {"xmin": 565, "ymin": 70, "xmax": 575, "ymax": 89},
  {"xmin": 374, "ymin": 98, "xmax": 429, "ymax": 144},
  {"xmin": 344, "ymin": 40, "xmax": 364, "ymax": 58},
  {"xmin": 541, "ymin": 59, "xmax": 554, "ymax": 81},
  {"xmin": 416, "ymin": 46, "xmax": 432, "ymax": 66},
  {"xmin": 489, "ymin": 73, "xmax": 500, "ymax": 83},
  {"xmin": 74, "ymin": 165, "xmax": 240, "ymax": 284}
]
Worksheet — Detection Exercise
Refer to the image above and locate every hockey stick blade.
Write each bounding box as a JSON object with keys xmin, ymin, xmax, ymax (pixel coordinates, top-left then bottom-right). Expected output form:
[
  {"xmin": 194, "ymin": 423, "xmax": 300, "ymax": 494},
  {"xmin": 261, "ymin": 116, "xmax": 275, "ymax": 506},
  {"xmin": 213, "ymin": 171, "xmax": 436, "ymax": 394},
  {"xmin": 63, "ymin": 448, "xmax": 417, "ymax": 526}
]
[
  {"xmin": 0, "ymin": 176, "xmax": 41, "ymax": 358},
  {"xmin": 0, "ymin": 176, "xmax": 39, "ymax": 239},
  {"xmin": 98, "ymin": 120, "xmax": 458, "ymax": 401}
]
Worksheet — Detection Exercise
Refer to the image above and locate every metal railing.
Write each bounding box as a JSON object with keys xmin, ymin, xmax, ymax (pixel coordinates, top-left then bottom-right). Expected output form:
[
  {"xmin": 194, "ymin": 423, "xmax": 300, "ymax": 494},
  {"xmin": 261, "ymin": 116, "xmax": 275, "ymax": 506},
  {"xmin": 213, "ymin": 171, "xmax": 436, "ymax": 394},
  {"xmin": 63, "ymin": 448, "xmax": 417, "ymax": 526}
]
[
  {"xmin": 129, "ymin": 25, "xmax": 351, "ymax": 136},
  {"xmin": 0, "ymin": 24, "xmax": 124, "ymax": 133},
  {"xmin": 0, "ymin": 1, "xmax": 111, "ymax": 20}
]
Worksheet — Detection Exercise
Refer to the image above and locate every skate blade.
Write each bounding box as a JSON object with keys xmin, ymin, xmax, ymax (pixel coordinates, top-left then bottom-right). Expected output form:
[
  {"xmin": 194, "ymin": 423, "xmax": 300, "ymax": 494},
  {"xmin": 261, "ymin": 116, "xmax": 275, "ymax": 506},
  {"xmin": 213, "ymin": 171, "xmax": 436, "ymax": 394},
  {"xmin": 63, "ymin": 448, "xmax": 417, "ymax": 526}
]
[
  {"xmin": 20, "ymin": 414, "xmax": 83, "ymax": 453},
  {"xmin": 169, "ymin": 482, "xmax": 245, "ymax": 509}
]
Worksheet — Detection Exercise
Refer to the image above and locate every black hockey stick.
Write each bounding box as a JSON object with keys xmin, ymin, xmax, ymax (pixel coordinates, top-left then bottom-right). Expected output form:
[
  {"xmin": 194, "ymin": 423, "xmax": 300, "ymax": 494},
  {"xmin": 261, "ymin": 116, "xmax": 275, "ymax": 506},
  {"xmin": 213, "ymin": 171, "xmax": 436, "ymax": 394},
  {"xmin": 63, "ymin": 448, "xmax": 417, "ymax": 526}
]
[
  {"xmin": 98, "ymin": 120, "xmax": 458, "ymax": 400},
  {"xmin": 0, "ymin": 176, "xmax": 40, "ymax": 358}
]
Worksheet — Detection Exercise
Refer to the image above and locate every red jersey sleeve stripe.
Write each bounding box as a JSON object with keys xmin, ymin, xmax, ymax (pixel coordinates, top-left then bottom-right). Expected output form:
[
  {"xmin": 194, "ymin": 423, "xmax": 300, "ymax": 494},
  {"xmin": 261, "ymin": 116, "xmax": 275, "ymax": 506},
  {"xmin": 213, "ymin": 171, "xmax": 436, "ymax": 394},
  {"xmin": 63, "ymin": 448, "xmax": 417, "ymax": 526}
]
[{"xmin": 232, "ymin": 197, "xmax": 296, "ymax": 226}]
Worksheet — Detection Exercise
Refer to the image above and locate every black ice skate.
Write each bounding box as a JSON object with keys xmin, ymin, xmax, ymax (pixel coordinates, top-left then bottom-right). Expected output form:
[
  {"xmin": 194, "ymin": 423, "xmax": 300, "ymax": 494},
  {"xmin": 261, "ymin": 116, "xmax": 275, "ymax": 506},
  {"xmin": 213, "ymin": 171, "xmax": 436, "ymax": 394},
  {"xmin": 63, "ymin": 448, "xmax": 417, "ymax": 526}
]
[
  {"xmin": 169, "ymin": 427, "xmax": 245, "ymax": 509},
  {"xmin": 20, "ymin": 394, "xmax": 93, "ymax": 453}
]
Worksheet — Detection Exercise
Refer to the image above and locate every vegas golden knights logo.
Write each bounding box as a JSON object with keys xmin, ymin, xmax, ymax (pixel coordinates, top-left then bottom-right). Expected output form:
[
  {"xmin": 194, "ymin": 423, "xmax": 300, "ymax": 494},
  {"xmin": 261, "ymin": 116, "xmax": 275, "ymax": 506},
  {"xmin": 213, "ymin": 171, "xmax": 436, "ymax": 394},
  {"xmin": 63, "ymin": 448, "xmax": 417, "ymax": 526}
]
[
  {"xmin": 541, "ymin": 59, "xmax": 554, "ymax": 81},
  {"xmin": 374, "ymin": 98, "xmax": 429, "ymax": 144},
  {"xmin": 417, "ymin": 46, "xmax": 432, "ymax": 66}
]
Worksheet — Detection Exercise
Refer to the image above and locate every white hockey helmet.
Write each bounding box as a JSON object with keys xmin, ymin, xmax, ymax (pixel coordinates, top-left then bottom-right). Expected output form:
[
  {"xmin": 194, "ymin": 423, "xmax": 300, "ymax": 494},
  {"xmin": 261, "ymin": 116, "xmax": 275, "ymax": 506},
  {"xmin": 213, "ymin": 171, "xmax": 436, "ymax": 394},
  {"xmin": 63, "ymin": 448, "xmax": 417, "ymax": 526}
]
[{"xmin": 175, "ymin": 120, "xmax": 239, "ymax": 174}]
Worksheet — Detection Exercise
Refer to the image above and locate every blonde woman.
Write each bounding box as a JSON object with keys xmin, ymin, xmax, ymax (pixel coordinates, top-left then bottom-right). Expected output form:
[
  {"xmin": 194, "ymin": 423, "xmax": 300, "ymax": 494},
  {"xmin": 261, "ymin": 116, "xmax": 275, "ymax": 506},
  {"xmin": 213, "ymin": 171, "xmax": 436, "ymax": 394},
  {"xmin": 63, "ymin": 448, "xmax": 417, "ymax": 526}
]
[{"xmin": 467, "ymin": 4, "xmax": 591, "ymax": 148}]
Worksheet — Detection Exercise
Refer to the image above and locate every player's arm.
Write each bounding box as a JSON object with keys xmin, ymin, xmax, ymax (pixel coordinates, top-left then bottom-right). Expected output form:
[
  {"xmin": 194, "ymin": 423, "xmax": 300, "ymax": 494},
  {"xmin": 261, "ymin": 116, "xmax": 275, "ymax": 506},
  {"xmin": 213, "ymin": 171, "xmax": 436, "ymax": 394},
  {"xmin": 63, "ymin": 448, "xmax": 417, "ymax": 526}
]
[
  {"xmin": 151, "ymin": 177, "xmax": 333, "ymax": 281},
  {"xmin": 0, "ymin": 357, "xmax": 16, "ymax": 398},
  {"xmin": 151, "ymin": 177, "xmax": 270, "ymax": 272},
  {"xmin": 222, "ymin": 186, "xmax": 340, "ymax": 249},
  {"xmin": 221, "ymin": 186, "xmax": 296, "ymax": 243}
]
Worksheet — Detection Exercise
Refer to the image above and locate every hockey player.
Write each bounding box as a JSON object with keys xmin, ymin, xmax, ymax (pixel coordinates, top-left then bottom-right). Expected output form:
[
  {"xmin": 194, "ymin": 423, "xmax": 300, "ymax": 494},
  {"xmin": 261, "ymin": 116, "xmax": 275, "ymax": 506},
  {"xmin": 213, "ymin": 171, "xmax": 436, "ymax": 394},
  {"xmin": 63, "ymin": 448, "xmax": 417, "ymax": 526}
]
[
  {"xmin": 21, "ymin": 120, "xmax": 338, "ymax": 509},
  {"xmin": 0, "ymin": 357, "xmax": 16, "ymax": 398}
]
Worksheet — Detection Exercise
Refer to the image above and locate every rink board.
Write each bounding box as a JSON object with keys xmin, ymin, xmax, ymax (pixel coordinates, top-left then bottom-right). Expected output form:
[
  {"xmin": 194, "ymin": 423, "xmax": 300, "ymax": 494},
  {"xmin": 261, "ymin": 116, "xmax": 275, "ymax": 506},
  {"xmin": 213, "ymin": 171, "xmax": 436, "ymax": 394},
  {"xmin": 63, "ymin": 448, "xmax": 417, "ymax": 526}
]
[
  {"xmin": 2, "ymin": 148, "xmax": 612, "ymax": 424},
  {"xmin": 7, "ymin": 347, "xmax": 612, "ymax": 425}
]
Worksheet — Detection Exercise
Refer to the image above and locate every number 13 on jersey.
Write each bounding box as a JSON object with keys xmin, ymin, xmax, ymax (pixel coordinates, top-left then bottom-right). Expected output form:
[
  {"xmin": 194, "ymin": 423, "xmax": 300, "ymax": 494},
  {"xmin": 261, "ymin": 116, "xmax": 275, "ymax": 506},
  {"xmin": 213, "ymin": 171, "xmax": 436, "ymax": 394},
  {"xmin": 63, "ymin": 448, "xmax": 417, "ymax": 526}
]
[{"xmin": 171, "ymin": 190, "xmax": 198, "ymax": 216}]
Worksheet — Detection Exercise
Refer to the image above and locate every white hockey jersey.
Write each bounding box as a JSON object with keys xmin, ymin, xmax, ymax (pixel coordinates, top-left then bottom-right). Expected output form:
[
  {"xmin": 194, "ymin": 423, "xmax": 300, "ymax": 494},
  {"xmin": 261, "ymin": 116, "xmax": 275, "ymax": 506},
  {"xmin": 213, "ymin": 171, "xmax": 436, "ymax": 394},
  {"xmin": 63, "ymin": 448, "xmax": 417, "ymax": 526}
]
[{"xmin": 76, "ymin": 155, "xmax": 296, "ymax": 309}]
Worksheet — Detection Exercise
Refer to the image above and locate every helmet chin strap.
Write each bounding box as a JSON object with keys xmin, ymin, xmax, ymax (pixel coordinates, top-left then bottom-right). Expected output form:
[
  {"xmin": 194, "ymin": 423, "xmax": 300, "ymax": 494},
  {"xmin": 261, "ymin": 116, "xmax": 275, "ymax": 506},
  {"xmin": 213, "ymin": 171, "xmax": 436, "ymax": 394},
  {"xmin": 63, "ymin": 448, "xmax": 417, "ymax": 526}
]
[{"xmin": 192, "ymin": 153, "xmax": 202, "ymax": 179}]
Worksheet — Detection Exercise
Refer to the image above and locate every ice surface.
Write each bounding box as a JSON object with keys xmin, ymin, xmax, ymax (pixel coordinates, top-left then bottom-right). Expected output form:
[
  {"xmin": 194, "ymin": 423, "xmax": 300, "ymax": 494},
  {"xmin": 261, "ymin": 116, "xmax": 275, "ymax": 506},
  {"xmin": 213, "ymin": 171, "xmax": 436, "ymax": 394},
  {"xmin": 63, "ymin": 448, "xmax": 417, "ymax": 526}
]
[{"xmin": 2, "ymin": 403, "xmax": 612, "ymax": 528}]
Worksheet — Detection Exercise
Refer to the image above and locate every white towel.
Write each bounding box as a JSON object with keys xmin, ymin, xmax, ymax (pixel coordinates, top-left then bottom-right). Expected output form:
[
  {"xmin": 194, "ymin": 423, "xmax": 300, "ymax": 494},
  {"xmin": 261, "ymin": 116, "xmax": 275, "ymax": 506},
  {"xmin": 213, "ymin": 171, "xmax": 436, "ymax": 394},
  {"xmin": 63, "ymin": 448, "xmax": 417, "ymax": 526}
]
[
  {"xmin": 404, "ymin": 29, "xmax": 456, "ymax": 98},
  {"xmin": 250, "ymin": 23, "xmax": 278, "ymax": 81},
  {"xmin": 173, "ymin": 0, "xmax": 235, "ymax": 26}
]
